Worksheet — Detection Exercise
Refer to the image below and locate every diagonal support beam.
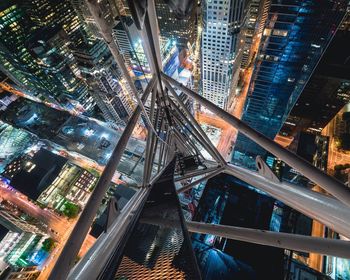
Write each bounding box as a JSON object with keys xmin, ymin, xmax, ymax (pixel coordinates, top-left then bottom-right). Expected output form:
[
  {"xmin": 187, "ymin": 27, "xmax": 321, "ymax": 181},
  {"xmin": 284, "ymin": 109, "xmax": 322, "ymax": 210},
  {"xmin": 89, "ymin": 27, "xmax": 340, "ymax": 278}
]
[
  {"xmin": 186, "ymin": 221, "xmax": 350, "ymax": 259},
  {"xmin": 172, "ymin": 124, "xmax": 203, "ymax": 158},
  {"xmin": 162, "ymin": 73, "xmax": 350, "ymax": 208},
  {"xmin": 174, "ymin": 166, "xmax": 221, "ymax": 182},
  {"xmin": 164, "ymin": 80, "xmax": 226, "ymax": 166},
  {"xmin": 171, "ymin": 107, "xmax": 212, "ymax": 162},
  {"xmin": 176, "ymin": 167, "xmax": 225, "ymax": 193},
  {"xmin": 173, "ymin": 130, "xmax": 192, "ymax": 155},
  {"xmin": 225, "ymin": 164, "xmax": 350, "ymax": 238},
  {"xmin": 143, "ymin": 88, "xmax": 157, "ymax": 186}
]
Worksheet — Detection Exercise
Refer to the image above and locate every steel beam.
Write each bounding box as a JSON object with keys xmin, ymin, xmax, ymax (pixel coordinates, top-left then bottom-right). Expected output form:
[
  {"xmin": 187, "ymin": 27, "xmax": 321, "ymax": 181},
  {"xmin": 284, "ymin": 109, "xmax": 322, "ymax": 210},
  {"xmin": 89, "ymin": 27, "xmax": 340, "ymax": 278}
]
[
  {"xmin": 165, "ymin": 81, "xmax": 226, "ymax": 166},
  {"xmin": 157, "ymin": 119, "xmax": 168, "ymax": 172},
  {"xmin": 173, "ymin": 131, "xmax": 191, "ymax": 155},
  {"xmin": 158, "ymin": 121, "xmax": 167, "ymax": 172},
  {"xmin": 171, "ymin": 109, "xmax": 209, "ymax": 162},
  {"xmin": 68, "ymin": 188, "xmax": 149, "ymax": 280},
  {"xmin": 225, "ymin": 164, "xmax": 350, "ymax": 238},
  {"xmin": 142, "ymin": 6, "xmax": 174, "ymax": 126},
  {"xmin": 148, "ymin": 109, "xmax": 166, "ymax": 182},
  {"xmin": 163, "ymin": 73, "xmax": 350, "ymax": 208},
  {"xmin": 174, "ymin": 166, "xmax": 221, "ymax": 182},
  {"xmin": 177, "ymin": 167, "xmax": 225, "ymax": 193},
  {"xmin": 164, "ymin": 129, "xmax": 175, "ymax": 164},
  {"xmin": 49, "ymin": 77, "xmax": 156, "ymax": 280},
  {"xmin": 143, "ymin": 88, "xmax": 157, "ymax": 186},
  {"xmin": 173, "ymin": 127, "xmax": 201, "ymax": 157},
  {"xmin": 186, "ymin": 221, "xmax": 350, "ymax": 259},
  {"xmin": 169, "ymin": 98, "xmax": 215, "ymax": 161}
]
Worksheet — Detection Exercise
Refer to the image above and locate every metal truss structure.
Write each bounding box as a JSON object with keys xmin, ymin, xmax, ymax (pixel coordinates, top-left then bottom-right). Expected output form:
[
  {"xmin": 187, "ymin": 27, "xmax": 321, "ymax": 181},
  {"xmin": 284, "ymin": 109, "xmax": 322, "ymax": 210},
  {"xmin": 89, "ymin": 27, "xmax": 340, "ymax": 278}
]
[{"xmin": 48, "ymin": 1, "xmax": 350, "ymax": 279}]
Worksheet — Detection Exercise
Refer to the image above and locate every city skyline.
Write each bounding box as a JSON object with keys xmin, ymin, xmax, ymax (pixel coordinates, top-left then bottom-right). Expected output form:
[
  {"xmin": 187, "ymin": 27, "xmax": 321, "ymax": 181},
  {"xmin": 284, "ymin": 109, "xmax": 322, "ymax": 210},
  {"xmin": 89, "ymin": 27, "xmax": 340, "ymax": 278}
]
[{"xmin": 0, "ymin": 0, "xmax": 349, "ymax": 279}]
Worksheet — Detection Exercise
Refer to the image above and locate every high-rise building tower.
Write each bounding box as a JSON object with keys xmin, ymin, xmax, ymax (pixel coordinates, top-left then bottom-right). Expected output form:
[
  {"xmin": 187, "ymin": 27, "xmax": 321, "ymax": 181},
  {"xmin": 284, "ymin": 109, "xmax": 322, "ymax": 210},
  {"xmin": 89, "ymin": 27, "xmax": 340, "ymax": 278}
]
[
  {"xmin": 23, "ymin": 0, "xmax": 80, "ymax": 34},
  {"xmin": 69, "ymin": 0, "xmax": 117, "ymax": 39},
  {"xmin": 240, "ymin": 0, "xmax": 261, "ymax": 69},
  {"xmin": 233, "ymin": 0, "xmax": 347, "ymax": 168},
  {"xmin": 280, "ymin": 14, "xmax": 350, "ymax": 137},
  {"xmin": 0, "ymin": 1, "xmax": 94, "ymax": 113},
  {"xmin": 0, "ymin": 205, "xmax": 46, "ymax": 270},
  {"xmin": 155, "ymin": 0, "xmax": 197, "ymax": 49},
  {"xmin": 0, "ymin": 2, "xmax": 63, "ymax": 105},
  {"xmin": 201, "ymin": 0, "xmax": 247, "ymax": 109},
  {"xmin": 72, "ymin": 38, "xmax": 134, "ymax": 126}
]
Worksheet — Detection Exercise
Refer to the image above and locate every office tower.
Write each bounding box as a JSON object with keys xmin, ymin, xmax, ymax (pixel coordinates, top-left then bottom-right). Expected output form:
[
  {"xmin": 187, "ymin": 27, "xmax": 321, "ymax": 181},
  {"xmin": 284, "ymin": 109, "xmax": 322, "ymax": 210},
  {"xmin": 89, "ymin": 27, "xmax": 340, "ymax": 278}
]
[
  {"xmin": 112, "ymin": 16, "xmax": 149, "ymax": 73},
  {"xmin": 70, "ymin": 0, "xmax": 117, "ymax": 39},
  {"xmin": 0, "ymin": 207, "xmax": 45, "ymax": 236},
  {"xmin": 2, "ymin": 149, "xmax": 68, "ymax": 201},
  {"xmin": 112, "ymin": 16, "xmax": 180, "ymax": 78},
  {"xmin": 192, "ymin": 174, "xmax": 283, "ymax": 279},
  {"xmin": 28, "ymin": 30, "xmax": 94, "ymax": 112},
  {"xmin": 280, "ymin": 14, "xmax": 350, "ymax": 137},
  {"xmin": 201, "ymin": 0, "xmax": 247, "ymax": 109},
  {"xmin": 233, "ymin": 0, "xmax": 347, "ymax": 168},
  {"xmin": 0, "ymin": 1, "xmax": 95, "ymax": 113},
  {"xmin": 0, "ymin": 121, "xmax": 35, "ymax": 173},
  {"xmin": 155, "ymin": 0, "xmax": 197, "ymax": 49},
  {"xmin": 6, "ymin": 267, "xmax": 41, "ymax": 280},
  {"xmin": 240, "ymin": 0, "xmax": 261, "ymax": 69},
  {"xmin": 0, "ymin": 206, "xmax": 46, "ymax": 269},
  {"xmin": 23, "ymin": 0, "xmax": 80, "ymax": 34},
  {"xmin": 0, "ymin": 2, "xmax": 63, "ymax": 105},
  {"xmin": 72, "ymin": 38, "xmax": 134, "ymax": 126}
]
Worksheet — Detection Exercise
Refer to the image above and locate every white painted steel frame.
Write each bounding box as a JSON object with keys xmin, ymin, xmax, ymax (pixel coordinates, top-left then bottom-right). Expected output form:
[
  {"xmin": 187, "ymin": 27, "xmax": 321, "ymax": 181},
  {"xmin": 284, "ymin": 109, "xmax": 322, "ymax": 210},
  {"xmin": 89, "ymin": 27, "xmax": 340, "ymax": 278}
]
[
  {"xmin": 162, "ymin": 73, "xmax": 350, "ymax": 208},
  {"xmin": 186, "ymin": 221, "xmax": 350, "ymax": 259}
]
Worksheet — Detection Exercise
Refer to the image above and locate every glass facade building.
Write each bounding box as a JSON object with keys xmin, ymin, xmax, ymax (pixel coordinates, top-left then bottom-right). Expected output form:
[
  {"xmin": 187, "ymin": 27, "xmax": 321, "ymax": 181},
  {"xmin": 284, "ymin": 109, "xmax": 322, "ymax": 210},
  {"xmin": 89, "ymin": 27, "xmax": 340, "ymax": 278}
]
[{"xmin": 232, "ymin": 0, "xmax": 347, "ymax": 168}]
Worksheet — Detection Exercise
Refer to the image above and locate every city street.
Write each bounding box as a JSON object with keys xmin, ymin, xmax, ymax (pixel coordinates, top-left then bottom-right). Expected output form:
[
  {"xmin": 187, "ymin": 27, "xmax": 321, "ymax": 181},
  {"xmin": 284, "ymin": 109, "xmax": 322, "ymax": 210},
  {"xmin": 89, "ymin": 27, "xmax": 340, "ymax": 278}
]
[
  {"xmin": 195, "ymin": 112, "xmax": 234, "ymax": 159},
  {"xmin": 37, "ymin": 221, "xmax": 77, "ymax": 280},
  {"xmin": 0, "ymin": 181, "xmax": 80, "ymax": 280},
  {"xmin": 322, "ymin": 115, "xmax": 350, "ymax": 171},
  {"xmin": 0, "ymin": 182, "xmax": 71, "ymax": 238}
]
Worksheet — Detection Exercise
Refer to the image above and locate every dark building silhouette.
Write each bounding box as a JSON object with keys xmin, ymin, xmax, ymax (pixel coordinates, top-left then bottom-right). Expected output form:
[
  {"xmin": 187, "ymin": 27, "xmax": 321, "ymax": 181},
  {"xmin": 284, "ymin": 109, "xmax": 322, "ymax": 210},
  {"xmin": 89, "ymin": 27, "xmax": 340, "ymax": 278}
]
[
  {"xmin": 280, "ymin": 14, "xmax": 350, "ymax": 137},
  {"xmin": 5, "ymin": 149, "xmax": 67, "ymax": 200},
  {"xmin": 192, "ymin": 174, "xmax": 284, "ymax": 279}
]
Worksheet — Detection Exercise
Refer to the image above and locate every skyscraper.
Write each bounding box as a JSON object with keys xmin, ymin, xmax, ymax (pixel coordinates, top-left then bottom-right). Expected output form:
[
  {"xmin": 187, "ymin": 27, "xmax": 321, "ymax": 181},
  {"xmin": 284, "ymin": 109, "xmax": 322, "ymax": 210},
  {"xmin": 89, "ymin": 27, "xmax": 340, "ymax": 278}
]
[
  {"xmin": 0, "ymin": 1, "xmax": 94, "ymax": 113},
  {"xmin": 280, "ymin": 14, "xmax": 350, "ymax": 137},
  {"xmin": 233, "ymin": 0, "xmax": 347, "ymax": 168},
  {"xmin": 69, "ymin": 0, "xmax": 117, "ymax": 39},
  {"xmin": 0, "ymin": 205, "xmax": 46, "ymax": 270},
  {"xmin": 240, "ymin": 0, "xmax": 262, "ymax": 69},
  {"xmin": 155, "ymin": 0, "xmax": 197, "ymax": 49},
  {"xmin": 0, "ymin": 2, "xmax": 63, "ymax": 105},
  {"xmin": 72, "ymin": 38, "xmax": 134, "ymax": 126},
  {"xmin": 201, "ymin": 0, "xmax": 247, "ymax": 109}
]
